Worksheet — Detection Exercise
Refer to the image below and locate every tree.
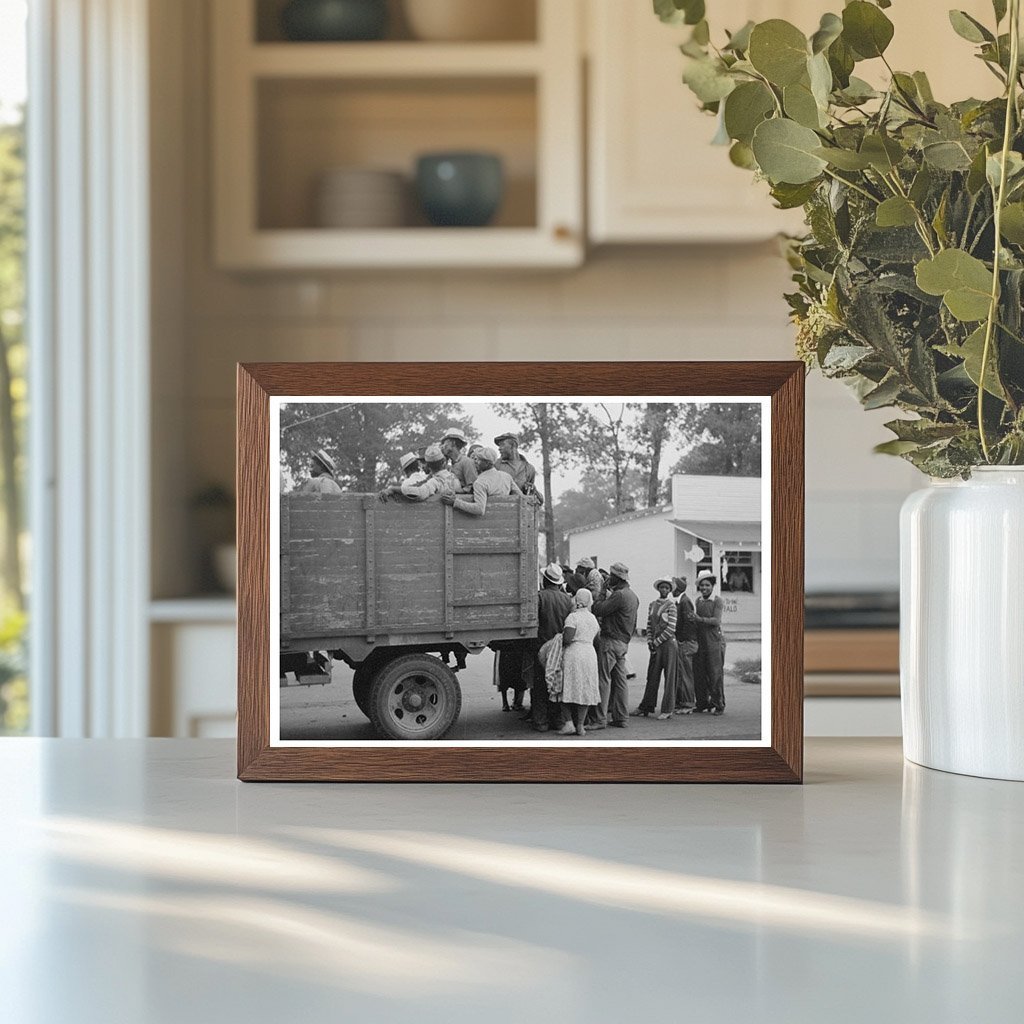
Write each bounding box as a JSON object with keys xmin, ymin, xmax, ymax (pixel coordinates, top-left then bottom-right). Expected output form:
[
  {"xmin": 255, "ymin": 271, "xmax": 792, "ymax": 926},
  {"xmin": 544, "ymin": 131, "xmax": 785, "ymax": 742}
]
[
  {"xmin": 672, "ymin": 403, "xmax": 762, "ymax": 476},
  {"xmin": 578, "ymin": 403, "xmax": 646, "ymax": 515},
  {"xmin": 279, "ymin": 402, "xmax": 473, "ymax": 492},
  {"xmin": 492, "ymin": 402, "xmax": 587, "ymax": 563},
  {"xmin": 630, "ymin": 403, "xmax": 678, "ymax": 508},
  {"xmin": 0, "ymin": 113, "xmax": 25, "ymax": 609}
]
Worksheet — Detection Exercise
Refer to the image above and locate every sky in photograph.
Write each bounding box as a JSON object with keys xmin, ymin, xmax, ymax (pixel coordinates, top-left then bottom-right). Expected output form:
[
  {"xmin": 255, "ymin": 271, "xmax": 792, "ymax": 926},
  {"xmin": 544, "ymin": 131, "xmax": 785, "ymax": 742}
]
[{"xmin": 0, "ymin": 0, "xmax": 27, "ymax": 123}]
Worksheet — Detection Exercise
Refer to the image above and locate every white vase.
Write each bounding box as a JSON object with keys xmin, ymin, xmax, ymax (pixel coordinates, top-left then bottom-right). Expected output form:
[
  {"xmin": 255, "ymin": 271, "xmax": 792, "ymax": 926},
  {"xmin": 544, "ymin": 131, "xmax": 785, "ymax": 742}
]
[{"xmin": 900, "ymin": 467, "xmax": 1024, "ymax": 780}]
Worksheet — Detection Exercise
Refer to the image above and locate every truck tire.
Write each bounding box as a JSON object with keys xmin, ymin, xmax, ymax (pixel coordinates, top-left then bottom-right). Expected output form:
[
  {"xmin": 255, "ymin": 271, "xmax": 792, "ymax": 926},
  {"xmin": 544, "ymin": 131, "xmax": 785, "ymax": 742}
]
[
  {"xmin": 368, "ymin": 654, "xmax": 462, "ymax": 741},
  {"xmin": 351, "ymin": 664, "xmax": 374, "ymax": 719}
]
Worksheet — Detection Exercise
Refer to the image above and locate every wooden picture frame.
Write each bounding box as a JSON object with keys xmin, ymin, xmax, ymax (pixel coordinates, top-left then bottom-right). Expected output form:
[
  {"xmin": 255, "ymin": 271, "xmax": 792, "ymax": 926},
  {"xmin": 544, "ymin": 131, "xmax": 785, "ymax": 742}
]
[{"xmin": 237, "ymin": 362, "xmax": 804, "ymax": 782}]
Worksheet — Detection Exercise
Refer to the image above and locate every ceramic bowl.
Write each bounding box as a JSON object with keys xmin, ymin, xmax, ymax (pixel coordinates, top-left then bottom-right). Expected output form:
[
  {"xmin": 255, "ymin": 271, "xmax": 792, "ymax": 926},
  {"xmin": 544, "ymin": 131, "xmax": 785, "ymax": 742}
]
[
  {"xmin": 415, "ymin": 152, "xmax": 504, "ymax": 227},
  {"xmin": 316, "ymin": 168, "xmax": 407, "ymax": 228},
  {"xmin": 281, "ymin": 0, "xmax": 388, "ymax": 42}
]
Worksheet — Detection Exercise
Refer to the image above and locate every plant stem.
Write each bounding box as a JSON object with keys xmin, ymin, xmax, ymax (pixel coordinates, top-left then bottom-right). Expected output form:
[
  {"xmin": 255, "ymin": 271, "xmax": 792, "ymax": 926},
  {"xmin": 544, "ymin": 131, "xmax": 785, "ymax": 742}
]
[
  {"xmin": 884, "ymin": 170, "xmax": 939, "ymax": 254},
  {"xmin": 979, "ymin": 0, "xmax": 1021, "ymax": 462},
  {"xmin": 822, "ymin": 167, "xmax": 880, "ymax": 205}
]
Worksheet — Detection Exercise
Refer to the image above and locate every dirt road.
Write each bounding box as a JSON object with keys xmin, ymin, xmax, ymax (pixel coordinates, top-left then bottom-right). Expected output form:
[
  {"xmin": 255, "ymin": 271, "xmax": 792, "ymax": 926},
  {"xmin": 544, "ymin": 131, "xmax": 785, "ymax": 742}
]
[{"xmin": 280, "ymin": 639, "xmax": 762, "ymax": 742}]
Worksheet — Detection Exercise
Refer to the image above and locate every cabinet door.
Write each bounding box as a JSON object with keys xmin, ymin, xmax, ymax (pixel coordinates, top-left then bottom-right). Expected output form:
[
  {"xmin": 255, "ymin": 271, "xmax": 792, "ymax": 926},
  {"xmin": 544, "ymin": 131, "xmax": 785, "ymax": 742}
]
[
  {"xmin": 588, "ymin": 0, "xmax": 994, "ymax": 244},
  {"xmin": 588, "ymin": 0, "xmax": 811, "ymax": 243}
]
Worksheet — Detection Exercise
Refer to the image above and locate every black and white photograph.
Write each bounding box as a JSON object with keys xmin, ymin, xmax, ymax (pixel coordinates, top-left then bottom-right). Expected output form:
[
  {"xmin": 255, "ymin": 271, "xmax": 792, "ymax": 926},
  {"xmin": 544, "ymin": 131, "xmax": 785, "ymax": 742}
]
[{"xmin": 270, "ymin": 396, "xmax": 770, "ymax": 746}]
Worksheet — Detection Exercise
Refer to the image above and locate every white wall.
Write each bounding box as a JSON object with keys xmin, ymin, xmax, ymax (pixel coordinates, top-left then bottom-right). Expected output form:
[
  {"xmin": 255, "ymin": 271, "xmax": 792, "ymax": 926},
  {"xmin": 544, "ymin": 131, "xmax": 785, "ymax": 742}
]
[{"xmin": 568, "ymin": 514, "xmax": 674, "ymax": 608}]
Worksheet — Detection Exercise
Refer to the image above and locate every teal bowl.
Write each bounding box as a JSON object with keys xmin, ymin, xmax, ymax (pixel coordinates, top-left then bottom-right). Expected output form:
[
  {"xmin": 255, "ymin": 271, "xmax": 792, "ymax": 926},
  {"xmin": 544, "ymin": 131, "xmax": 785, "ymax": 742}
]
[
  {"xmin": 281, "ymin": 0, "xmax": 388, "ymax": 42},
  {"xmin": 415, "ymin": 153, "xmax": 505, "ymax": 228}
]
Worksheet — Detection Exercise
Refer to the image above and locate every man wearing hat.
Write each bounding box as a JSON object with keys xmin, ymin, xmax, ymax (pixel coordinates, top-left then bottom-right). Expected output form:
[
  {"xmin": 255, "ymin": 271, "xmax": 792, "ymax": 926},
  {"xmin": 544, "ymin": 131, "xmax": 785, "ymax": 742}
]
[
  {"xmin": 694, "ymin": 570, "xmax": 726, "ymax": 715},
  {"xmin": 441, "ymin": 427, "xmax": 478, "ymax": 492},
  {"xmin": 633, "ymin": 577, "xmax": 679, "ymax": 719},
  {"xmin": 442, "ymin": 446, "xmax": 523, "ymax": 517},
  {"xmin": 574, "ymin": 556, "xmax": 604, "ymax": 601},
  {"xmin": 401, "ymin": 443, "xmax": 458, "ymax": 501},
  {"xmin": 378, "ymin": 451, "xmax": 426, "ymax": 502},
  {"xmin": 494, "ymin": 433, "xmax": 542, "ymax": 502},
  {"xmin": 672, "ymin": 576, "xmax": 698, "ymax": 714},
  {"xmin": 589, "ymin": 561, "xmax": 639, "ymax": 729},
  {"xmin": 527, "ymin": 563, "xmax": 574, "ymax": 731},
  {"xmin": 298, "ymin": 448, "xmax": 342, "ymax": 495}
]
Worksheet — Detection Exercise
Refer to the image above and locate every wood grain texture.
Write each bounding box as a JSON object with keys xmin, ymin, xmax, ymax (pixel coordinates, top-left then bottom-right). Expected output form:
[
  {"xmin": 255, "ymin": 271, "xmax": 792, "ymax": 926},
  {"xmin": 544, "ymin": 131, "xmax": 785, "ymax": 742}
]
[
  {"xmin": 237, "ymin": 361, "xmax": 805, "ymax": 783},
  {"xmin": 804, "ymin": 629, "xmax": 899, "ymax": 674}
]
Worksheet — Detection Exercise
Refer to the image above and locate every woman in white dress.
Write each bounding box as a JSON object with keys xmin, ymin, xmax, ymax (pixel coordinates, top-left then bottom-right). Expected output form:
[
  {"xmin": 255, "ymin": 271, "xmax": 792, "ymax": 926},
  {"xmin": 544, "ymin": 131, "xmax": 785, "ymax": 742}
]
[{"xmin": 559, "ymin": 588, "xmax": 602, "ymax": 737}]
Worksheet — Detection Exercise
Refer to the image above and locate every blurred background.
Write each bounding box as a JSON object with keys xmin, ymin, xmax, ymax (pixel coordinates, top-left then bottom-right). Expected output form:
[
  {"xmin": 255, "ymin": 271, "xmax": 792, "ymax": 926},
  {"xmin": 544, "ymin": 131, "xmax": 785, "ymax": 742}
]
[{"xmin": 0, "ymin": 0, "xmax": 998, "ymax": 739}]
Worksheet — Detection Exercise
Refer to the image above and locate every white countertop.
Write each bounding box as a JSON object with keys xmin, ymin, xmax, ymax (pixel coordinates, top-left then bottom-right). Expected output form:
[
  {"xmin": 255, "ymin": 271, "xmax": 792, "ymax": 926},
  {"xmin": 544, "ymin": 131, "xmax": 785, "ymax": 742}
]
[{"xmin": 1, "ymin": 738, "xmax": 1020, "ymax": 1023}]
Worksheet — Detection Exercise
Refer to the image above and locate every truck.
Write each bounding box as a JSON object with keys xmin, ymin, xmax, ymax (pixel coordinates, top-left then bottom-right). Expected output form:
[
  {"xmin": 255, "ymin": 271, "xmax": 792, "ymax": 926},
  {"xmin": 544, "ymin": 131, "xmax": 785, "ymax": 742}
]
[{"xmin": 279, "ymin": 491, "xmax": 540, "ymax": 739}]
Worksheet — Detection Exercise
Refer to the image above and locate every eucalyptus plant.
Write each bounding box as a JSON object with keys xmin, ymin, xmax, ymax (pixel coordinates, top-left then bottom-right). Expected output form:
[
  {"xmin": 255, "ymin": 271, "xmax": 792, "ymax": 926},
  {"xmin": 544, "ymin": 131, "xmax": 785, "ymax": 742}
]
[{"xmin": 657, "ymin": 0, "xmax": 1024, "ymax": 476}]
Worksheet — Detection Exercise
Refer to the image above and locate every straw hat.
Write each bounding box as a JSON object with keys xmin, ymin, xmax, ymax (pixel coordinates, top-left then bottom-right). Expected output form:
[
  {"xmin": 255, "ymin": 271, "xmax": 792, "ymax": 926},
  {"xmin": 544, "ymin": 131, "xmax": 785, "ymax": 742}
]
[
  {"xmin": 313, "ymin": 448, "xmax": 337, "ymax": 474},
  {"xmin": 542, "ymin": 563, "xmax": 564, "ymax": 585}
]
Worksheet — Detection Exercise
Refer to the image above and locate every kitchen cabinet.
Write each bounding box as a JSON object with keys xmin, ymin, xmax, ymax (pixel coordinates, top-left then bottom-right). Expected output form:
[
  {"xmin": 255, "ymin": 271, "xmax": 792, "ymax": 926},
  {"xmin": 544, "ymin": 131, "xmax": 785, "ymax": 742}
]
[
  {"xmin": 587, "ymin": 0, "xmax": 812, "ymax": 243},
  {"xmin": 211, "ymin": 0, "xmax": 583, "ymax": 269},
  {"xmin": 586, "ymin": 0, "xmax": 999, "ymax": 244}
]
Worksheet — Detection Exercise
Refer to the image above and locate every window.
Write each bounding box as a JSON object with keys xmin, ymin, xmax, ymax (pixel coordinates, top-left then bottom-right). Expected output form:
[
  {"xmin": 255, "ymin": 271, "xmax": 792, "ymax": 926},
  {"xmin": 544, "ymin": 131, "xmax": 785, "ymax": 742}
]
[
  {"xmin": 0, "ymin": 0, "xmax": 27, "ymax": 734},
  {"xmin": 721, "ymin": 551, "xmax": 756, "ymax": 594}
]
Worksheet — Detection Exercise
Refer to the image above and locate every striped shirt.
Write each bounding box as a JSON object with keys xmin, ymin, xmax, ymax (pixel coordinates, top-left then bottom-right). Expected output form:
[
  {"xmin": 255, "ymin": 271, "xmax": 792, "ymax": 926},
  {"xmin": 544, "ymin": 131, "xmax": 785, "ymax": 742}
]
[{"xmin": 646, "ymin": 597, "xmax": 678, "ymax": 648}]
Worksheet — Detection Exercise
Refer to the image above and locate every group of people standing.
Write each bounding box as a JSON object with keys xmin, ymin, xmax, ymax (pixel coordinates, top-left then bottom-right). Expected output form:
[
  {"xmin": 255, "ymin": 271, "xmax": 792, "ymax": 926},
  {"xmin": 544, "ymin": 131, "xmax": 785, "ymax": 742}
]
[{"xmin": 509, "ymin": 558, "xmax": 727, "ymax": 738}]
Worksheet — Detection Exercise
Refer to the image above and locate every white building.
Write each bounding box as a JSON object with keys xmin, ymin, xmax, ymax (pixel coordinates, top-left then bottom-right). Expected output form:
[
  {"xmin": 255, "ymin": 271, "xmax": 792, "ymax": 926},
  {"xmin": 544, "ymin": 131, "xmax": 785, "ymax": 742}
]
[{"xmin": 566, "ymin": 475, "xmax": 762, "ymax": 639}]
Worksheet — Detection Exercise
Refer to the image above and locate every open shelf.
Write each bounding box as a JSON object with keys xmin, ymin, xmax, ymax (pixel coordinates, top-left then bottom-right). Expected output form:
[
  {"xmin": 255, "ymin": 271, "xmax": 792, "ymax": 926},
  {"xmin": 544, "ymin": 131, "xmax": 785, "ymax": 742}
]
[
  {"xmin": 257, "ymin": 76, "xmax": 538, "ymax": 232},
  {"xmin": 212, "ymin": 0, "xmax": 581, "ymax": 268},
  {"xmin": 249, "ymin": 41, "xmax": 544, "ymax": 77},
  {"xmin": 254, "ymin": 0, "xmax": 538, "ymax": 44}
]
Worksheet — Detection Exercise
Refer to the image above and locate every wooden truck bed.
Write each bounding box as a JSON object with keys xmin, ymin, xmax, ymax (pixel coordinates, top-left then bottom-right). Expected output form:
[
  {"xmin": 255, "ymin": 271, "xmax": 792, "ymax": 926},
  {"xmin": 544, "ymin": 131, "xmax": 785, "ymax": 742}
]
[{"xmin": 281, "ymin": 493, "xmax": 539, "ymax": 661}]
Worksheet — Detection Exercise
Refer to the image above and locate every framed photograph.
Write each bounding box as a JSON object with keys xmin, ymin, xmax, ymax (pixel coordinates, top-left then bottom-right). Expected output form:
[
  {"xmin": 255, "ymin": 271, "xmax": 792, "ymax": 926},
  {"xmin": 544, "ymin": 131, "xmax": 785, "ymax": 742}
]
[{"xmin": 237, "ymin": 362, "xmax": 803, "ymax": 782}]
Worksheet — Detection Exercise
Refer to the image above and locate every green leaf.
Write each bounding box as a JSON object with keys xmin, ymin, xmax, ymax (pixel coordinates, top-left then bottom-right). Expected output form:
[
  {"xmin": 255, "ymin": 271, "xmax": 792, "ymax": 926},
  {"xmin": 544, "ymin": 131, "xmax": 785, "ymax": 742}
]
[
  {"xmin": 723, "ymin": 81, "xmax": 775, "ymax": 144},
  {"xmin": 1000, "ymin": 203, "xmax": 1024, "ymax": 245},
  {"xmin": 770, "ymin": 180, "xmax": 820, "ymax": 209},
  {"xmin": 986, "ymin": 150, "xmax": 1024, "ymax": 191},
  {"xmin": 874, "ymin": 439, "xmax": 922, "ymax": 455},
  {"xmin": 876, "ymin": 197, "xmax": 918, "ymax": 228},
  {"xmin": 748, "ymin": 20, "xmax": 809, "ymax": 87},
  {"xmin": 884, "ymin": 418, "xmax": 963, "ymax": 443},
  {"xmin": 909, "ymin": 164, "xmax": 933, "ymax": 205},
  {"xmin": 808, "ymin": 51, "xmax": 833, "ymax": 109},
  {"xmin": 862, "ymin": 374, "xmax": 903, "ymax": 409},
  {"xmin": 810, "ymin": 12, "xmax": 843, "ymax": 54},
  {"xmin": 682, "ymin": 57, "xmax": 736, "ymax": 104},
  {"xmin": 842, "ymin": 1, "xmax": 895, "ymax": 59},
  {"xmin": 923, "ymin": 140, "xmax": 973, "ymax": 171},
  {"xmin": 940, "ymin": 325, "xmax": 1006, "ymax": 398},
  {"xmin": 915, "ymin": 250, "xmax": 994, "ymax": 322},
  {"xmin": 913, "ymin": 71, "xmax": 935, "ymax": 104},
  {"xmin": 751, "ymin": 118, "xmax": 828, "ymax": 184},
  {"xmin": 729, "ymin": 140, "xmax": 757, "ymax": 169},
  {"xmin": 784, "ymin": 80, "xmax": 824, "ymax": 129},
  {"xmin": 967, "ymin": 144, "xmax": 991, "ymax": 194},
  {"xmin": 814, "ymin": 146, "xmax": 872, "ymax": 170},
  {"xmin": 653, "ymin": 0, "xmax": 705, "ymax": 26},
  {"xmin": 827, "ymin": 36, "xmax": 855, "ymax": 89},
  {"xmin": 724, "ymin": 20, "xmax": 755, "ymax": 53},
  {"xmin": 932, "ymin": 190, "xmax": 950, "ymax": 247},
  {"xmin": 837, "ymin": 76, "xmax": 879, "ymax": 104},
  {"xmin": 860, "ymin": 133, "xmax": 904, "ymax": 173},
  {"xmin": 948, "ymin": 10, "xmax": 994, "ymax": 44}
]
